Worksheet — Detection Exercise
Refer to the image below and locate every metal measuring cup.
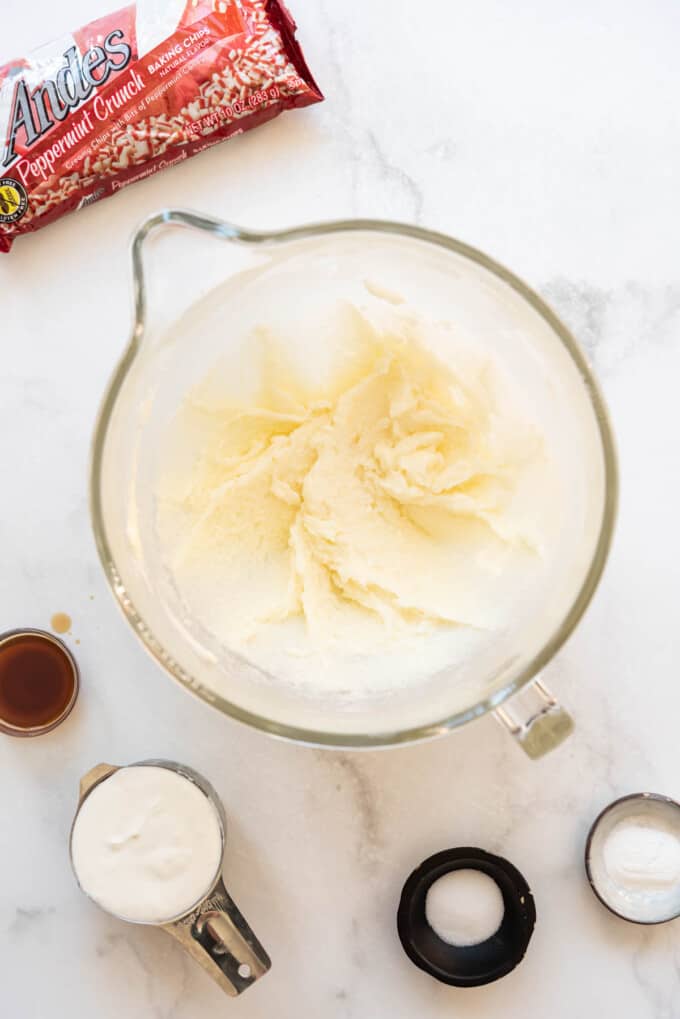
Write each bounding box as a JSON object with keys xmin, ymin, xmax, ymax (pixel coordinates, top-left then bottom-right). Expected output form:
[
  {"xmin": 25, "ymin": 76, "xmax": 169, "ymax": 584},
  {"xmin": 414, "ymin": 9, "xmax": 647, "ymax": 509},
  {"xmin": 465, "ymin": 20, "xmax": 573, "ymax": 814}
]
[{"xmin": 70, "ymin": 760, "xmax": 271, "ymax": 997}]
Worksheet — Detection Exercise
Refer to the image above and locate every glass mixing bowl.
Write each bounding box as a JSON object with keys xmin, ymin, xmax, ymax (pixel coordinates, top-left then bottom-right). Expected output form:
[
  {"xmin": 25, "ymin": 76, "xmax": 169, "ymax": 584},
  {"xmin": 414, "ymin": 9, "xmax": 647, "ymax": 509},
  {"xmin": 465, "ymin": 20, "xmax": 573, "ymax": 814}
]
[{"xmin": 91, "ymin": 210, "xmax": 617, "ymax": 754}]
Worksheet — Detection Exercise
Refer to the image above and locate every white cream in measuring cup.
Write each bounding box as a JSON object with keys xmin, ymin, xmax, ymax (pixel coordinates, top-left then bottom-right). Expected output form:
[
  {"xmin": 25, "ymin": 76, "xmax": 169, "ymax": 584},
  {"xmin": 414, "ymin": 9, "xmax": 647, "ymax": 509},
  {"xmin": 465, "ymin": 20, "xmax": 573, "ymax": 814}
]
[
  {"xmin": 71, "ymin": 764, "xmax": 223, "ymax": 923},
  {"xmin": 70, "ymin": 761, "xmax": 271, "ymax": 996}
]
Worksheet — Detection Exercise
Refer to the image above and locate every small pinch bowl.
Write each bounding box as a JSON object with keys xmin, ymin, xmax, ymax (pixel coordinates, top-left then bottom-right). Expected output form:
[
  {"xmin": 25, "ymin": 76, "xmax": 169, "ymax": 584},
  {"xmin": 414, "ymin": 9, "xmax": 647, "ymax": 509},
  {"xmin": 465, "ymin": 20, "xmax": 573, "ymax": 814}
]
[
  {"xmin": 585, "ymin": 792, "xmax": 680, "ymax": 925},
  {"xmin": 397, "ymin": 847, "xmax": 536, "ymax": 986}
]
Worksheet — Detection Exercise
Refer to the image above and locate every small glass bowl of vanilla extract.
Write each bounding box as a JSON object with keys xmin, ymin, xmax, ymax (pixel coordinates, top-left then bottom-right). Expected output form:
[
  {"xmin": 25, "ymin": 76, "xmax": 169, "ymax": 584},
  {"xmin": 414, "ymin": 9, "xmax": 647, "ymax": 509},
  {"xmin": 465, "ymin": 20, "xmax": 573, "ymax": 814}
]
[{"xmin": 0, "ymin": 629, "xmax": 79, "ymax": 737}]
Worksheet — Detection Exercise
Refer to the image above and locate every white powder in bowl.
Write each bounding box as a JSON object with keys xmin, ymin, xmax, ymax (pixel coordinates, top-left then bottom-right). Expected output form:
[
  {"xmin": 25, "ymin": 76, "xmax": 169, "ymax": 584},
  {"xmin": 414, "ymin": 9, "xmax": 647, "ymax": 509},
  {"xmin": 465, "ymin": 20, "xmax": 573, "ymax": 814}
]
[
  {"xmin": 603, "ymin": 816, "xmax": 680, "ymax": 891},
  {"xmin": 587, "ymin": 798, "xmax": 680, "ymax": 923},
  {"xmin": 425, "ymin": 869, "xmax": 505, "ymax": 947}
]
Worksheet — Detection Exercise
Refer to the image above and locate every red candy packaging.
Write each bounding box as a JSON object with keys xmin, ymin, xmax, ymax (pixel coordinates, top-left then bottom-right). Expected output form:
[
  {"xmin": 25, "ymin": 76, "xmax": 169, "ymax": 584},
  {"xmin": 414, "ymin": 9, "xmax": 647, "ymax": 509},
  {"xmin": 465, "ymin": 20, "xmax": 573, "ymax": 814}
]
[{"xmin": 0, "ymin": 1, "xmax": 323, "ymax": 251}]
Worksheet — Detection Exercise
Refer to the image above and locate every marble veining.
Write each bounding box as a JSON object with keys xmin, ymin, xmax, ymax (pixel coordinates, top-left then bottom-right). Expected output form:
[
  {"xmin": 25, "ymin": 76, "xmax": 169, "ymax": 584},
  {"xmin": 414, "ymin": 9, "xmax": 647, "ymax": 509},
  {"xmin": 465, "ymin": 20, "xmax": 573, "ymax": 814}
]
[
  {"xmin": 541, "ymin": 279, "xmax": 680, "ymax": 379},
  {"xmin": 364, "ymin": 130, "xmax": 425, "ymax": 223},
  {"xmin": 327, "ymin": 754, "xmax": 385, "ymax": 874},
  {"xmin": 3, "ymin": 0, "xmax": 680, "ymax": 1017}
]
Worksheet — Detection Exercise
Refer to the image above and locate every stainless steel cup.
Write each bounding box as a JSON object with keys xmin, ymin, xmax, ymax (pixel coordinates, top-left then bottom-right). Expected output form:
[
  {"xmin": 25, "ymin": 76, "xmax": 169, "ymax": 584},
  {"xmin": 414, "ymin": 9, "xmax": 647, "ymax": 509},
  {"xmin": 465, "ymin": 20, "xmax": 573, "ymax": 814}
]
[{"xmin": 70, "ymin": 759, "xmax": 271, "ymax": 997}]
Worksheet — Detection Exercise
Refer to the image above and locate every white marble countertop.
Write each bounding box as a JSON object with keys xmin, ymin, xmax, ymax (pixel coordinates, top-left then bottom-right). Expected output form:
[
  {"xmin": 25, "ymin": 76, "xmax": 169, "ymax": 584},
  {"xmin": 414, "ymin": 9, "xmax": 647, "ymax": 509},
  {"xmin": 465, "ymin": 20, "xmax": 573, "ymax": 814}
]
[{"xmin": 3, "ymin": 1, "xmax": 680, "ymax": 1016}]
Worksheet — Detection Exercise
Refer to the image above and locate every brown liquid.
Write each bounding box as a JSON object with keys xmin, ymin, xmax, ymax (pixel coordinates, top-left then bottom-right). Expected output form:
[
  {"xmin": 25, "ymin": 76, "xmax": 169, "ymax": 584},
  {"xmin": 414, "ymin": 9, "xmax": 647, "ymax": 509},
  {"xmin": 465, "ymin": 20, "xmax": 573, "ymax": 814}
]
[
  {"xmin": 50, "ymin": 612, "xmax": 72, "ymax": 635},
  {"xmin": 0, "ymin": 633, "xmax": 77, "ymax": 731}
]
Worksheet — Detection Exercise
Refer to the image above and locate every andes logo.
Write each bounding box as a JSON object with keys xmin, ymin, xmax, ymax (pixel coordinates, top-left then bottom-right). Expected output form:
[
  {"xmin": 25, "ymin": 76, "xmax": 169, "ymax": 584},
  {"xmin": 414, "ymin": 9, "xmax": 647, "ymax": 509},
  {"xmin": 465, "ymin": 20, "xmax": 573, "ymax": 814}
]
[{"xmin": 2, "ymin": 30, "xmax": 132, "ymax": 169}]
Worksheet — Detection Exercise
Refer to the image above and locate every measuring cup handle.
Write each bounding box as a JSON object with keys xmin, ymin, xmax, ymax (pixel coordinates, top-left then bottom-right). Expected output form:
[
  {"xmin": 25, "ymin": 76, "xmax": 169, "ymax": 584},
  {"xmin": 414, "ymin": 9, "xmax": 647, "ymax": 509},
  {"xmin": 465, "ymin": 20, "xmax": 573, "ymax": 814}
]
[
  {"xmin": 493, "ymin": 677, "xmax": 574, "ymax": 759},
  {"xmin": 163, "ymin": 877, "xmax": 271, "ymax": 997}
]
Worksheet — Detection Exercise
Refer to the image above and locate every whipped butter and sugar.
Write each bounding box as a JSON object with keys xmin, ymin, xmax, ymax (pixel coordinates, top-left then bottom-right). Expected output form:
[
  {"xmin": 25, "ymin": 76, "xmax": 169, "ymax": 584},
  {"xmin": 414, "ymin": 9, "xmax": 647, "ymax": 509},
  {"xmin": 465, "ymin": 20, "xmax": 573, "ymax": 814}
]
[
  {"xmin": 71, "ymin": 766, "xmax": 223, "ymax": 923},
  {"xmin": 155, "ymin": 295, "xmax": 562, "ymax": 695}
]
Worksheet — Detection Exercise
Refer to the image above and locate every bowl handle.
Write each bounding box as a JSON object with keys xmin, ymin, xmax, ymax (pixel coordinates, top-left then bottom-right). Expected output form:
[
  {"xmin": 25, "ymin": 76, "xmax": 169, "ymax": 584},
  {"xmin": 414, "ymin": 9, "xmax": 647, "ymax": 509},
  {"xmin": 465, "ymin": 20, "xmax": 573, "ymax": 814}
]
[{"xmin": 493, "ymin": 678, "xmax": 574, "ymax": 759}]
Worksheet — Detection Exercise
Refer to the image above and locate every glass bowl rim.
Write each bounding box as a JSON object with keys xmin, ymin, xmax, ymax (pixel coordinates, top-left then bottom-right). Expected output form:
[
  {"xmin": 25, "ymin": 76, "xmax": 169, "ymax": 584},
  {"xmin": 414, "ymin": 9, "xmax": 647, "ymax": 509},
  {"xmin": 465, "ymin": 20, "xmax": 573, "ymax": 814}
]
[{"xmin": 90, "ymin": 212, "xmax": 618, "ymax": 749}]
